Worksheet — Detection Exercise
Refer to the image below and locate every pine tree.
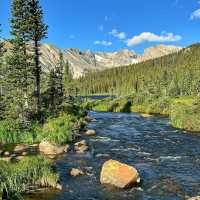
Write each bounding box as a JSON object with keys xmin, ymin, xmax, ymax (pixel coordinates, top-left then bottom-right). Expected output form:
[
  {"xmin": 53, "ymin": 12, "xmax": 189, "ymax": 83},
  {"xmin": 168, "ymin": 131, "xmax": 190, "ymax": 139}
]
[
  {"xmin": 56, "ymin": 51, "xmax": 64, "ymax": 102},
  {"xmin": 46, "ymin": 52, "xmax": 64, "ymax": 115},
  {"xmin": 63, "ymin": 60, "xmax": 72, "ymax": 87},
  {"xmin": 5, "ymin": 0, "xmax": 34, "ymax": 124},
  {"xmin": 0, "ymin": 24, "xmax": 5, "ymax": 120},
  {"xmin": 47, "ymin": 69, "xmax": 57, "ymax": 114},
  {"xmin": 26, "ymin": 0, "xmax": 48, "ymax": 122}
]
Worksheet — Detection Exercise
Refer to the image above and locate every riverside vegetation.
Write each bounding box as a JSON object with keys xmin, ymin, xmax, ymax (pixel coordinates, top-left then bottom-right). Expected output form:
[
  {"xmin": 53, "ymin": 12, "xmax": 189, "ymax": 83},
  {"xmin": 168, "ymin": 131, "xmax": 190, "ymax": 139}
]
[
  {"xmin": 0, "ymin": 0, "xmax": 85, "ymax": 199},
  {"xmin": 1, "ymin": 0, "xmax": 200, "ymax": 199},
  {"xmin": 77, "ymin": 44, "xmax": 200, "ymax": 133}
]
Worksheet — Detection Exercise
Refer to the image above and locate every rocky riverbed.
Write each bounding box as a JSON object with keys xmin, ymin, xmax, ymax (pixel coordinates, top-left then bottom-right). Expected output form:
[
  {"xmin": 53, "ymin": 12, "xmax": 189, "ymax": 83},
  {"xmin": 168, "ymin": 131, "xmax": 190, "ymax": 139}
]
[{"xmin": 24, "ymin": 111, "xmax": 200, "ymax": 200}]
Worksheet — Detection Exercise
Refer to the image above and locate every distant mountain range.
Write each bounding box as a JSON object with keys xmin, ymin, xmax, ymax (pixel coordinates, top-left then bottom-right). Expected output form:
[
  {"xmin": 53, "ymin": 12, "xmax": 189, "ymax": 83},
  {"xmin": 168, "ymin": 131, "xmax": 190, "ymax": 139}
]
[
  {"xmin": 40, "ymin": 44, "xmax": 182, "ymax": 79},
  {"xmin": 4, "ymin": 42, "xmax": 182, "ymax": 79}
]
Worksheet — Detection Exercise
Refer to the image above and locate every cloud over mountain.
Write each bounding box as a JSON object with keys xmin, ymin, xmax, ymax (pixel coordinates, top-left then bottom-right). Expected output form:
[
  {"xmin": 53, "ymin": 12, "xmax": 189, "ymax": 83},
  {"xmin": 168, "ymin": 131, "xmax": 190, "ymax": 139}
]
[
  {"xmin": 109, "ymin": 29, "xmax": 126, "ymax": 40},
  {"xmin": 126, "ymin": 32, "xmax": 182, "ymax": 46},
  {"xmin": 94, "ymin": 40, "xmax": 112, "ymax": 46}
]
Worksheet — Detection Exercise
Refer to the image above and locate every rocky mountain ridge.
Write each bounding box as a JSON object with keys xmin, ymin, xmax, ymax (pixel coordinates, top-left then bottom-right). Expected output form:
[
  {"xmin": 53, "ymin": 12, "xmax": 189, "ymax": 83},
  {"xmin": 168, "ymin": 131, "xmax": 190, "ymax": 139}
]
[{"xmin": 3, "ymin": 42, "xmax": 182, "ymax": 79}]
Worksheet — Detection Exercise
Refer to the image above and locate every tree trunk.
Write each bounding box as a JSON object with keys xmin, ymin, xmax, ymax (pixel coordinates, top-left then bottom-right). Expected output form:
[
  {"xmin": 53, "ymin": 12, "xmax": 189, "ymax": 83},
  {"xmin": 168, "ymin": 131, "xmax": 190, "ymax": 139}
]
[{"xmin": 34, "ymin": 39, "xmax": 42, "ymax": 122}]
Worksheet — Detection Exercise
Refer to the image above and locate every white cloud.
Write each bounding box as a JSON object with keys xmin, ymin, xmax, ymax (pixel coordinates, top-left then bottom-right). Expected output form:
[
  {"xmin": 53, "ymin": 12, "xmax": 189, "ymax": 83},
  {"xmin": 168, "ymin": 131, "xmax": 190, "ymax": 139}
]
[
  {"xmin": 109, "ymin": 29, "xmax": 126, "ymax": 40},
  {"xmin": 99, "ymin": 25, "xmax": 104, "ymax": 31},
  {"xmin": 126, "ymin": 32, "xmax": 182, "ymax": 46},
  {"xmin": 94, "ymin": 40, "xmax": 112, "ymax": 46},
  {"xmin": 190, "ymin": 9, "xmax": 200, "ymax": 20}
]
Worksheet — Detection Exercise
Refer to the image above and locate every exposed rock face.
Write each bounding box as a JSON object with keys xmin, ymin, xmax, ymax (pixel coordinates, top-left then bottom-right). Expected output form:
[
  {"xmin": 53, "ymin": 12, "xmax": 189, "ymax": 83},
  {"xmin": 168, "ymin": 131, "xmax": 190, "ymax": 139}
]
[
  {"xmin": 39, "ymin": 44, "xmax": 181, "ymax": 79},
  {"xmin": 3, "ymin": 41, "xmax": 182, "ymax": 79},
  {"xmin": 40, "ymin": 44, "xmax": 61, "ymax": 73},
  {"xmin": 138, "ymin": 45, "xmax": 182, "ymax": 62},
  {"xmin": 62, "ymin": 48, "xmax": 138, "ymax": 79},
  {"xmin": 100, "ymin": 160, "xmax": 140, "ymax": 189}
]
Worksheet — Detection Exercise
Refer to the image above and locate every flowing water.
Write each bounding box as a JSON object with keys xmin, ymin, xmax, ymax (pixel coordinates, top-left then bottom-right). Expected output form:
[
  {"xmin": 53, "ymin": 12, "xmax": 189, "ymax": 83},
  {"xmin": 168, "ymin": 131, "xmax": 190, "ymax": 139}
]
[{"xmin": 26, "ymin": 111, "xmax": 200, "ymax": 200}]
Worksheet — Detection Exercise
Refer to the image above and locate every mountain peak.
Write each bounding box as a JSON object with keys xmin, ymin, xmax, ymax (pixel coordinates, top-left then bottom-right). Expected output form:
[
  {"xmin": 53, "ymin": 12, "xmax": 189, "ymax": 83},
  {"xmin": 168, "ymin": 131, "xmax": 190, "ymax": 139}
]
[{"xmin": 38, "ymin": 44, "xmax": 182, "ymax": 79}]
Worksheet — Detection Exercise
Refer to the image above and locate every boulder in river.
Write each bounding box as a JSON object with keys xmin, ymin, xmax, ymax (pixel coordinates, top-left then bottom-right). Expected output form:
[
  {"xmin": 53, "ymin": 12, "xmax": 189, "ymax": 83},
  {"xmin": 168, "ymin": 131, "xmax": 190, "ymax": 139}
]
[
  {"xmin": 39, "ymin": 140, "xmax": 70, "ymax": 155},
  {"xmin": 74, "ymin": 140, "xmax": 89, "ymax": 153},
  {"xmin": 100, "ymin": 159, "xmax": 140, "ymax": 189},
  {"xmin": 85, "ymin": 129, "xmax": 96, "ymax": 136},
  {"xmin": 70, "ymin": 168, "xmax": 85, "ymax": 176}
]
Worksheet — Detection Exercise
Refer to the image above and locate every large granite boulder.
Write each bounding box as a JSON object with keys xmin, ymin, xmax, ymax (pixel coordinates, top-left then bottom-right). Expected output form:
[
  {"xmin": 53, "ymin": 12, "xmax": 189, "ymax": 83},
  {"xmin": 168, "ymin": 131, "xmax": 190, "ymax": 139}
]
[{"xmin": 100, "ymin": 160, "xmax": 140, "ymax": 189}]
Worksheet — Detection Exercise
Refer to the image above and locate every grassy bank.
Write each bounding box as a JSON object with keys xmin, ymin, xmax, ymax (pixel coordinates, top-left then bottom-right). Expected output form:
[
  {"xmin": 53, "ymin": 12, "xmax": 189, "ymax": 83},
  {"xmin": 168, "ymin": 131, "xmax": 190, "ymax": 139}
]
[
  {"xmin": 170, "ymin": 101, "xmax": 200, "ymax": 133},
  {"xmin": 84, "ymin": 96, "xmax": 200, "ymax": 133},
  {"xmin": 0, "ymin": 112, "xmax": 82, "ymax": 145},
  {"xmin": 86, "ymin": 97, "xmax": 132, "ymax": 113},
  {"xmin": 0, "ymin": 156, "xmax": 59, "ymax": 199}
]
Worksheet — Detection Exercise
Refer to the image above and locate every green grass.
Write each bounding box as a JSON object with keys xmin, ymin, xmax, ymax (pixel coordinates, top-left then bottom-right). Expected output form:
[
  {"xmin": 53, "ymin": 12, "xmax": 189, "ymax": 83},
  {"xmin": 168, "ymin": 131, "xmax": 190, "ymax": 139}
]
[
  {"xmin": 170, "ymin": 102, "xmax": 200, "ymax": 133},
  {"xmin": 0, "ymin": 113, "xmax": 79, "ymax": 145},
  {"xmin": 131, "ymin": 97, "xmax": 171, "ymax": 115},
  {"xmin": 89, "ymin": 95, "xmax": 200, "ymax": 133},
  {"xmin": 36, "ymin": 113, "xmax": 76, "ymax": 145},
  {"xmin": 0, "ymin": 120, "xmax": 37, "ymax": 144},
  {"xmin": 89, "ymin": 97, "xmax": 132, "ymax": 113},
  {"xmin": 0, "ymin": 156, "xmax": 59, "ymax": 199}
]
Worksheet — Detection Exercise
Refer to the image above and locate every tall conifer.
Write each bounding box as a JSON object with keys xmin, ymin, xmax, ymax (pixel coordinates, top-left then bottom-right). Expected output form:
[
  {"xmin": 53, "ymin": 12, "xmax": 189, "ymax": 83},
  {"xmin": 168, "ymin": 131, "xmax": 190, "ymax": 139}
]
[
  {"xmin": 6, "ymin": 0, "xmax": 33, "ymax": 124},
  {"xmin": 27, "ymin": 0, "xmax": 48, "ymax": 121}
]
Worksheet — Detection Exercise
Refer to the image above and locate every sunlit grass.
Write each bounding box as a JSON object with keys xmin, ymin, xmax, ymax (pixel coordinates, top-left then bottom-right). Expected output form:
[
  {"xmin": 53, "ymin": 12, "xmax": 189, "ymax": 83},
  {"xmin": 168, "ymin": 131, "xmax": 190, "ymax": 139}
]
[{"xmin": 0, "ymin": 156, "xmax": 59, "ymax": 198}]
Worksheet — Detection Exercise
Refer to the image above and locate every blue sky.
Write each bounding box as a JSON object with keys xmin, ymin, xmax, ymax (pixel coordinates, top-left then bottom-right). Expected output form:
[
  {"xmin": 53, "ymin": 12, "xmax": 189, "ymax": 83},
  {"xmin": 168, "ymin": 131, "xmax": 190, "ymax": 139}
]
[{"xmin": 0, "ymin": 0, "xmax": 200, "ymax": 53}]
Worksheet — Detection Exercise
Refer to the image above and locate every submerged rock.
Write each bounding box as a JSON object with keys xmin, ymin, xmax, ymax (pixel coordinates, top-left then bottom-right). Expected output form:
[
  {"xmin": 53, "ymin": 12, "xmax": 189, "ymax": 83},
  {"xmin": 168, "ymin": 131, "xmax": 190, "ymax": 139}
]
[
  {"xmin": 85, "ymin": 129, "xmax": 96, "ymax": 136},
  {"xmin": 70, "ymin": 168, "xmax": 85, "ymax": 177},
  {"xmin": 39, "ymin": 140, "xmax": 69, "ymax": 155},
  {"xmin": 74, "ymin": 140, "xmax": 89, "ymax": 153},
  {"xmin": 100, "ymin": 159, "xmax": 140, "ymax": 189}
]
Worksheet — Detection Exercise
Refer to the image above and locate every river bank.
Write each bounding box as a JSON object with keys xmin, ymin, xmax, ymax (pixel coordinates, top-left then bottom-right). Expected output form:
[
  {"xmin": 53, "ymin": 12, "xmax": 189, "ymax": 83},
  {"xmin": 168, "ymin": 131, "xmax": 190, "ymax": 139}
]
[
  {"xmin": 83, "ymin": 96, "xmax": 200, "ymax": 134},
  {"xmin": 24, "ymin": 111, "xmax": 200, "ymax": 200},
  {"xmin": 0, "ymin": 109, "xmax": 87, "ymax": 199}
]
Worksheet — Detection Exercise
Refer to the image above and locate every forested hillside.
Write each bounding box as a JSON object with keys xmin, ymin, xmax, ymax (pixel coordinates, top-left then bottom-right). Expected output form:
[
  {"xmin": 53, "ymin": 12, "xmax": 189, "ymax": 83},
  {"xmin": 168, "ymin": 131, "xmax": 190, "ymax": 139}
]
[{"xmin": 77, "ymin": 44, "xmax": 200, "ymax": 96}]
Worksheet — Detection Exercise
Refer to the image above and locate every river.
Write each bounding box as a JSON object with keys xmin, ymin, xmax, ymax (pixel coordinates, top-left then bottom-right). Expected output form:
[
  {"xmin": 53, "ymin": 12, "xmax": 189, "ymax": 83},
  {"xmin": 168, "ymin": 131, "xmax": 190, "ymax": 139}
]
[{"xmin": 26, "ymin": 111, "xmax": 200, "ymax": 200}]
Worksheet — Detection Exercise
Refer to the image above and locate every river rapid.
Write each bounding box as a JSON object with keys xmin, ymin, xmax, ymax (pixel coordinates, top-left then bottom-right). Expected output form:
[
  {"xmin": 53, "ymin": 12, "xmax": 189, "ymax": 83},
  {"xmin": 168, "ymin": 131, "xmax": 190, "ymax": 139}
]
[{"xmin": 26, "ymin": 111, "xmax": 200, "ymax": 200}]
